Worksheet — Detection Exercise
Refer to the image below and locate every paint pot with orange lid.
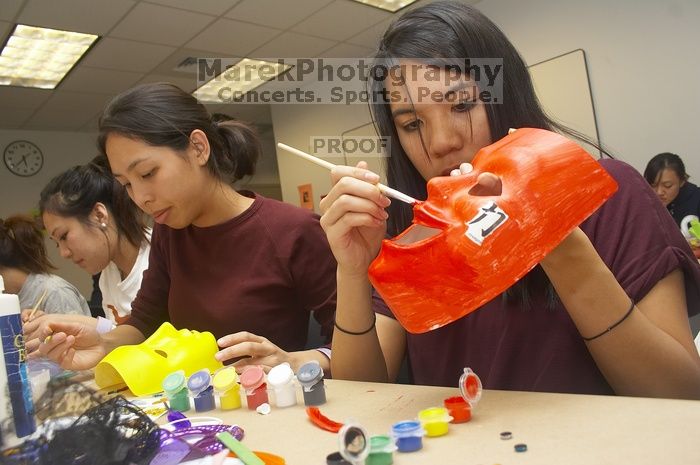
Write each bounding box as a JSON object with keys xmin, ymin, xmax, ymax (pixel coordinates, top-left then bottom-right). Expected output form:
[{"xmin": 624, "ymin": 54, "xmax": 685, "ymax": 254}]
[{"xmin": 444, "ymin": 367, "xmax": 482, "ymax": 423}]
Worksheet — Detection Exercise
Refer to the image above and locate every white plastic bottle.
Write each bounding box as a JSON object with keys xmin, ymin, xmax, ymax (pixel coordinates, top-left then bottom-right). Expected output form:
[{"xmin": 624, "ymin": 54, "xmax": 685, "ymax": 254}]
[{"xmin": 0, "ymin": 275, "xmax": 36, "ymax": 448}]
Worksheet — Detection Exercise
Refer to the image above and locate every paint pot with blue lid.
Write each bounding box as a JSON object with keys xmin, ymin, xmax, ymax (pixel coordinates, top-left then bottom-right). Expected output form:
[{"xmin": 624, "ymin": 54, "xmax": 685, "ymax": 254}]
[
  {"xmin": 391, "ymin": 420, "xmax": 425, "ymax": 453},
  {"xmin": 162, "ymin": 370, "xmax": 190, "ymax": 412},
  {"xmin": 297, "ymin": 360, "xmax": 326, "ymax": 406},
  {"xmin": 187, "ymin": 369, "xmax": 215, "ymax": 412}
]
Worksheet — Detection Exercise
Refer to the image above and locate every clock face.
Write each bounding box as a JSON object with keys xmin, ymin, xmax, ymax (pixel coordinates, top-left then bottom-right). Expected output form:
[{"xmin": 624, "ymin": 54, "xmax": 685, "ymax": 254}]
[{"xmin": 4, "ymin": 140, "xmax": 44, "ymax": 177}]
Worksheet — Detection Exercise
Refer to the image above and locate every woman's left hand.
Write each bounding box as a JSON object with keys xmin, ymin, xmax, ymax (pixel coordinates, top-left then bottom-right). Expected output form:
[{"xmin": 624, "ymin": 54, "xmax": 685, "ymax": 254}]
[{"xmin": 215, "ymin": 332, "xmax": 294, "ymax": 372}]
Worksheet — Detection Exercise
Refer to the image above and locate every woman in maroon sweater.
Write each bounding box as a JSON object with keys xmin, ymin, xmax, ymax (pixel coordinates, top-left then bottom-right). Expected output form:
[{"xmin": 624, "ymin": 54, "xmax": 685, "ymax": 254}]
[
  {"xmin": 320, "ymin": 1, "xmax": 700, "ymax": 398},
  {"xmin": 37, "ymin": 83, "xmax": 336, "ymax": 374}
]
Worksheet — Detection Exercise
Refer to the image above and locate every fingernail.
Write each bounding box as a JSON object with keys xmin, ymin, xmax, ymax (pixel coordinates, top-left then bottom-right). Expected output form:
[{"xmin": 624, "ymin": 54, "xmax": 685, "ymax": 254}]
[
  {"xmin": 214, "ymin": 352, "xmax": 223, "ymax": 361},
  {"xmin": 364, "ymin": 172, "xmax": 380, "ymax": 182}
]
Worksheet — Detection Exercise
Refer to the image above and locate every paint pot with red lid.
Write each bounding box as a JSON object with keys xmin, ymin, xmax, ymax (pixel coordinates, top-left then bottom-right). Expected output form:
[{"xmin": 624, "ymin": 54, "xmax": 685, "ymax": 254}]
[
  {"xmin": 239, "ymin": 365, "xmax": 269, "ymax": 411},
  {"xmin": 444, "ymin": 367, "xmax": 482, "ymax": 423}
]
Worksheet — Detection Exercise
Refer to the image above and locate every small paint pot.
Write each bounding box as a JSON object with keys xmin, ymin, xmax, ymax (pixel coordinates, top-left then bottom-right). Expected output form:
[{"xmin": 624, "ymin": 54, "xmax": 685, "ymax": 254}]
[
  {"xmin": 188, "ymin": 370, "xmax": 215, "ymax": 412},
  {"xmin": 365, "ymin": 435, "xmax": 395, "ymax": 465},
  {"xmin": 391, "ymin": 420, "xmax": 424, "ymax": 452},
  {"xmin": 240, "ymin": 365, "xmax": 269, "ymax": 411},
  {"xmin": 268, "ymin": 362, "xmax": 297, "ymax": 408},
  {"xmin": 297, "ymin": 360, "xmax": 326, "ymax": 406},
  {"xmin": 444, "ymin": 396, "xmax": 471, "ymax": 423},
  {"xmin": 162, "ymin": 371, "xmax": 190, "ymax": 413},
  {"xmin": 213, "ymin": 367, "xmax": 241, "ymax": 410},
  {"xmin": 418, "ymin": 407, "xmax": 452, "ymax": 437}
]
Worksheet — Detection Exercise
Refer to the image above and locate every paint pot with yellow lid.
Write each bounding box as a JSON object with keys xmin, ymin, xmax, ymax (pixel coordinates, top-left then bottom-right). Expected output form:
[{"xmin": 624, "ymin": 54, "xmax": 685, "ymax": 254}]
[
  {"xmin": 417, "ymin": 407, "xmax": 452, "ymax": 437},
  {"xmin": 213, "ymin": 367, "xmax": 241, "ymax": 410}
]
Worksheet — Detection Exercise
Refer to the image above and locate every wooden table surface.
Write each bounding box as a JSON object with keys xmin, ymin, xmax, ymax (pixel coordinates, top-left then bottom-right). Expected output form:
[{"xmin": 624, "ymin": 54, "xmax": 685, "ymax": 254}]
[{"xmin": 155, "ymin": 378, "xmax": 700, "ymax": 465}]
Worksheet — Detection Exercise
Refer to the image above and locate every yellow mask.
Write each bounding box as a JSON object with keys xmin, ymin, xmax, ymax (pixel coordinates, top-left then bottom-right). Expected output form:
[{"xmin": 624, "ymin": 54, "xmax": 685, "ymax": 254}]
[{"xmin": 95, "ymin": 322, "xmax": 222, "ymax": 396}]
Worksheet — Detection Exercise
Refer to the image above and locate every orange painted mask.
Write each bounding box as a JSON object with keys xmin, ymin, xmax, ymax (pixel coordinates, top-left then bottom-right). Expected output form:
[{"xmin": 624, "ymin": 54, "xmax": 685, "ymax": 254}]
[{"xmin": 368, "ymin": 128, "xmax": 618, "ymax": 333}]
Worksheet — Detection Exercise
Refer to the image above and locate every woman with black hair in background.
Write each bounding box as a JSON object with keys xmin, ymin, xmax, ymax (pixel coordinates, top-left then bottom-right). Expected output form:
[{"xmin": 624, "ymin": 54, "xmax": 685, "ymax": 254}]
[
  {"xmin": 37, "ymin": 83, "xmax": 336, "ymax": 374},
  {"xmin": 1, "ymin": 215, "xmax": 90, "ymax": 316},
  {"xmin": 23, "ymin": 157, "xmax": 152, "ymax": 349}
]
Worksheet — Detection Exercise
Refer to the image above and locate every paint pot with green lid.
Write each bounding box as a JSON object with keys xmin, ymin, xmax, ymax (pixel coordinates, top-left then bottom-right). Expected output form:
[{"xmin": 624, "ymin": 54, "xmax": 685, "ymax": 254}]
[
  {"xmin": 365, "ymin": 435, "xmax": 395, "ymax": 465},
  {"xmin": 297, "ymin": 360, "xmax": 326, "ymax": 406},
  {"xmin": 162, "ymin": 370, "xmax": 190, "ymax": 412}
]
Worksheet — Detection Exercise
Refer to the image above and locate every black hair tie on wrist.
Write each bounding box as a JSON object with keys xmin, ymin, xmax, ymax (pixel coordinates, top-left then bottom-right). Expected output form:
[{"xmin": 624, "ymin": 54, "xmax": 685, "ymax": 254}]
[
  {"xmin": 334, "ymin": 313, "xmax": 377, "ymax": 336},
  {"xmin": 582, "ymin": 299, "xmax": 635, "ymax": 342}
]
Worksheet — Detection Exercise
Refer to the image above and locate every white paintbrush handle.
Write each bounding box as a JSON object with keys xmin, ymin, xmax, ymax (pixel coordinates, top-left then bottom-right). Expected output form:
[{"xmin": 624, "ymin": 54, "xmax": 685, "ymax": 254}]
[{"xmin": 277, "ymin": 142, "xmax": 418, "ymax": 205}]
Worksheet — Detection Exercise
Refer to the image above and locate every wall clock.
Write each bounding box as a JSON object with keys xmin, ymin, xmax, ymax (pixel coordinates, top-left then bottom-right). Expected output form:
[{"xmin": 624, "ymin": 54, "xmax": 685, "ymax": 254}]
[{"xmin": 3, "ymin": 140, "xmax": 44, "ymax": 177}]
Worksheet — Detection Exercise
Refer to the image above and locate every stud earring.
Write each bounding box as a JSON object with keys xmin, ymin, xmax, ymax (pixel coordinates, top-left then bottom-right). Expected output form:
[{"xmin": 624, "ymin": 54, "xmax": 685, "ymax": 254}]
[{"xmin": 100, "ymin": 222, "xmax": 107, "ymax": 229}]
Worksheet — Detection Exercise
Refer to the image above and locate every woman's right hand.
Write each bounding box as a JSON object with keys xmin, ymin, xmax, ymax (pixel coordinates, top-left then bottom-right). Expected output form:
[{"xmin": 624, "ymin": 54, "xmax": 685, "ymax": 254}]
[
  {"xmin": 23, "ymin": 311, "xmax": 98, "ymax": 354},
  {"xmin": 34, "ymin": 321, "xmax": 108, "ymax": 371},
  {"xmin": 319, "ymin": 161, "xmax": 390, "ymax": 276}
]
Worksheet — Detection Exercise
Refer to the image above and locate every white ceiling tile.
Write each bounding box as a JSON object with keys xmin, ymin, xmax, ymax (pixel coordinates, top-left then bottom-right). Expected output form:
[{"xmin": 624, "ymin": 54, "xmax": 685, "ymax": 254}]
[
  {"xmin": 250, "ymin": 31, "xmax": 337, "ymax": 58},
  {"xmin": 80, "ymin": 113, "xmax": 101, "ymax": 132},
  {"xmin": 0, "ymin": 20, "xmax": 11, "ymax": 40},
  {"xmin": 18, "ymin": 0, "xmax": 135, "ymax": 35},
  {"xmin": 144, "ymin": 0, "xmax": 241, "ymax": 16},
  {"xmin": 225, "ymin": 0, "xmax": 333, "ymax": 30},
  {"xmin": 24, "ymin": 110, "xmax": 94, "ymax": 131},
  {"xmin": 58, "ymin": 67, "xmax": 143, "ymax": 95},
  {"xmin": 0, "ymin": 86, "xmax": 52, "ymax": 108},
  {"xmin": 110, "ymin": 3, "xmax": 214, "ymax": 46},
  {"xmin": 345, "ymin": 17, "xmax": 392, "ymax": 48},
  {"xmin": 23, "ymin": 91, "xmax": 110, "ymax": 130},
  {"xmin": 41, "ymin": 90, "xmax": 111, "ymax": 113},
  {"xmin": 80, "ymin": 38, "xmax": 176, "ymax": 73},
  {"xmin": 292, "ymin": 0, "xmax": 390, "ymax": 41},
  {"xmin": 0, "ymin": 106, "xmax": 37, "ymax": 129},
  {"xmin": 0, "ymin": 0, "xmax": 24, "ymax": 22},
  {"xmin": 149, "ymin": 48, "xmax": 241, "ymax": 88},
  {"xmin": 320, "ymin": 42, "xmax": 374, "ymax": 58},
  {"xmin": 186, "ymin": 18, "xmax": 281, "ymax": 56},
  {"xmin": 138, "ymin": 73, "xmax": 199, "ymax": 93},
  {"xmin": 205, "ymin": 103, "xmax": 272, "ymax": 125}
]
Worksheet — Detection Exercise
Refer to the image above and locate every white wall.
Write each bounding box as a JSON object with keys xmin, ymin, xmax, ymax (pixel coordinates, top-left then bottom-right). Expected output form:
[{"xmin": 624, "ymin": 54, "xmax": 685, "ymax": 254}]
[
  {"xmin": 1, "ymin": 129, "xmax": 98, "ymax": 297},
  {"xmin": 476, "ymin": 0, "xmax": 700, "ymax": 178},
  {"xmin": 271, "ymin": 100, "xmax": 373, "ymax": 211}
]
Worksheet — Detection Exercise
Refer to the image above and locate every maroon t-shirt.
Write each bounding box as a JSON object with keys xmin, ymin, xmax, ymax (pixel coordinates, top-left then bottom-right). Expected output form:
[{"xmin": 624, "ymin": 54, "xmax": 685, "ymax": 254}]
[
  {"xmin": 374, "ymin": 159, "xmax": 700, "ymax": 394},
  {"xmin": 126, "ymin": 193, "xmax": 336, "ymax": 351}
]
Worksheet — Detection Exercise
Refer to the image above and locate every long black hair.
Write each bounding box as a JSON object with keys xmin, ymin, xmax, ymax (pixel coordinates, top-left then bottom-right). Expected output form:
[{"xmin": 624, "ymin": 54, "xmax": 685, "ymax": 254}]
[
  {"xmin": 39, "ymin": 155, "xmax": 149, "ymax": 248},
  {"xmin": 369, "ymin": 1, "xmax": 603, "ymax": 307},
  {"xmin": 97, "ymin": 82, "xmax": 260, "ymax": 185}
]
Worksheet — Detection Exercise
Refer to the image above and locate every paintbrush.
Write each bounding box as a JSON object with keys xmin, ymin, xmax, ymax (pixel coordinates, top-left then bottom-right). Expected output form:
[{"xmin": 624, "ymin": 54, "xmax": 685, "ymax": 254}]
[
  {"xmin": 277, "ymin": 142, "xmax": 418, "ymax": 205},
  {"xmin": 27, "ymin": 288, "xmax": 48, "ymax": 321}
]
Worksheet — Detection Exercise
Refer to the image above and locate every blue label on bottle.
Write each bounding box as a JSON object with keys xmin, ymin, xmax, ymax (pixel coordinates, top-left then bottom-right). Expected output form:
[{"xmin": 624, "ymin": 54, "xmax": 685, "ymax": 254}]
[{"xmin": 0, "ymin": 313, "xmax": 36, "ymax": 438}]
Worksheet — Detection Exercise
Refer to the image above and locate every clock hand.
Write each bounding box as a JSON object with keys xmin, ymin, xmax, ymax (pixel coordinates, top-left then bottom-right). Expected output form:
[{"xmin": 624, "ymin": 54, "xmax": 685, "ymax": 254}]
[{"xmin": 18, "ymin": 155, "xmax": 28, "ymax": 167}]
